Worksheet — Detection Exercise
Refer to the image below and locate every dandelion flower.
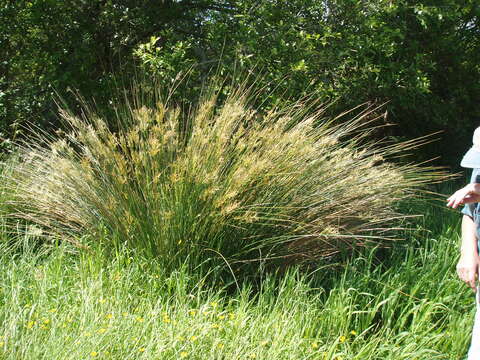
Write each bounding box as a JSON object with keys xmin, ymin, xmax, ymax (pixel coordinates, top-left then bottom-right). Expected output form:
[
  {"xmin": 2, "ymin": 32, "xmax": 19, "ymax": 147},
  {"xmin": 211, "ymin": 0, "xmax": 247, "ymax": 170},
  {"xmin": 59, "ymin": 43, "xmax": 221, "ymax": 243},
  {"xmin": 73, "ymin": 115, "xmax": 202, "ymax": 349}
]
[
  {"xmin": 190, "ymin": 336, "xmax": 197, "ymax": 341},
  {"xmin": 139, "ymin": 348, "xmax": 146, "ymax": 352},
  {"xmin": 350, "ymin": 330, "xmax": 357, "ymax": 336},
  {"xmin": 180, "ymin": 351, "xmax": 188, "ymax": 358},
  {"xmin": 339, "ymin": 335, "xmax": 346, "ymax": 343},
  {"xmin": 210, "ymin": 302, "xmax": 218, "ymax": 308},
  {"xmin": 26, "ymin": 321, "xmax": 35, "ymax": 329},
  {"xmin": 105, "ymin": 314, "xmax": 113, "ymax": 320},
  {"xmin": 90, "ymin": 351, "xmax": 98, "ymax": 357}
]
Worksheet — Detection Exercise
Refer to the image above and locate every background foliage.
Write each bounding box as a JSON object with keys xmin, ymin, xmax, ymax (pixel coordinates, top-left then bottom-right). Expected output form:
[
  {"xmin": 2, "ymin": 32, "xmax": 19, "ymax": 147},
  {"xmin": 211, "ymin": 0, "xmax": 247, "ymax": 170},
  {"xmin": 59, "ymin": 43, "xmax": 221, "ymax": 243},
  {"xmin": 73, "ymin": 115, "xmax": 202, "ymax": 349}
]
[{"xmin": 1, "ymin": 0, "xmax": 479, "ymax": 166}]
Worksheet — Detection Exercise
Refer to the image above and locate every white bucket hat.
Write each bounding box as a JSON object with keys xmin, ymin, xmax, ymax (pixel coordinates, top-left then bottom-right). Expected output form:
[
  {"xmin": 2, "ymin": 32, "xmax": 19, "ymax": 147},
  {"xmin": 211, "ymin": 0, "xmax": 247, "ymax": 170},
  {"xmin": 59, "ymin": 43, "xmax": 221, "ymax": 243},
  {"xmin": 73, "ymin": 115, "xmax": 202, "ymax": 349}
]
[{"xmin": 461, "ymin": 127, "xmax": 480, "ymax": 168}]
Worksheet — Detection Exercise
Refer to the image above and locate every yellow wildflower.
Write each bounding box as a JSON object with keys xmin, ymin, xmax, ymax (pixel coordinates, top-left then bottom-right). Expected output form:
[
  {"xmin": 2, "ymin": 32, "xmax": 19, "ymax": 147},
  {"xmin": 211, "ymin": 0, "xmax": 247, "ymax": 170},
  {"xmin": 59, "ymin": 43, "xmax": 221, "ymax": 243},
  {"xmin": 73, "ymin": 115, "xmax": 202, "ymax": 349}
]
[
  {"xmin": 217, "ymin": 343, "xmax": 224, "ymax": 349},
  {"xmin": 43, "ymin": 319, "xmax": 50, "ymax": 325},
  {"xmin": 105, "ymin": 314, "xmax": 113, "ymax": 320},
  {"xmin": 188, "ymin": 309, "xmax": 196, "ymax": 317},
  {"xmin": 249, "ymin": 354, "xmax": 256, "ymax": 359},
  {"xmin": 90, "ymin": 351, "xmax": 98, "ymax": 357},
  {"xmin": 350, "ymin": 330, "xmax": 357, "ymax": 336},
  {"xmin": 26, "ymin": 321, "xmax": 35, "ymax": 329},
  {"xmin": 99, "ymin": 299, "xmax": 106, "ymax": 304},
  {"xmin": 211, "ymin": 323, "xmax": 220, "ymax": 329},
  {"xmin": 190, "ymin": 336, "xmax": 197, "ymax": 341},
  {"xmin": 339, "ymin": 335, "xmax": 346, "ymax": 343},
  {"xmin": 136, "ymin": 316, "xmax": 145, "ymax": 323},
  {"xmin": 228, "ymin": 313, "xmax": 235, "ymax": 320},
  {"xmin": 210, "ymin": 302, "xmax": 218, "ymax": 308},
  {"xmin": 311, "ymin": 342, "xmax": 319, "ymax": 349},
  {"xmin": 180, "ymin": 351, "xmax": 188, "ymax": 358},
  {"xmin": 97, "ymin": 328, "xmax": 107, "ymax": 334},
  {"xmin": 218, "ymin": 314, "xmax": 225, "ymax": 320},
  {"xmin": 139, "ymin": 347, "xmax": 146, "ymax": 352},
  {"xmin": 0, "ymin": 341, "xmax": 4, "ymax": 346},
  {"xmin": 48, "ymin": 308, "xmax": 57, "ymax": 313}
]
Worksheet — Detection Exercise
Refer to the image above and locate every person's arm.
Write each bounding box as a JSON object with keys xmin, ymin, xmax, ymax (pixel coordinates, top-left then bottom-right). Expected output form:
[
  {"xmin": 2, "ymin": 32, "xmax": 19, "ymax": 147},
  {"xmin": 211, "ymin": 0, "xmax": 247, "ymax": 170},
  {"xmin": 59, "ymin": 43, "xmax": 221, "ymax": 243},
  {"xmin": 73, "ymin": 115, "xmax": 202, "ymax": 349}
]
[
  {"xmin": 457, "ymin": 214, "xmax": 480, "ymax": 291},
  {"xmin": 447, "ymin": 183, "xmax": 480, "ymax": 208}
]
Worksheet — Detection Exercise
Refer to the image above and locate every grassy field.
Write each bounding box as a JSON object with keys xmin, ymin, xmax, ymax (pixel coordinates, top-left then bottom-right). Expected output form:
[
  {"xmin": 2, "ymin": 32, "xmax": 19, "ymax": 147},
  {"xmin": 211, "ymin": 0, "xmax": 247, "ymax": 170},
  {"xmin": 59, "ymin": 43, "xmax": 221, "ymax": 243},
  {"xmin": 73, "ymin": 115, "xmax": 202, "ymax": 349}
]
[
  {"xmin": 0, "ymin": 88, "xmax": 468, "ymax": 359},
  {"xmin": 0, "ymin": 198, "xmax": 475, "ymax": 360}
]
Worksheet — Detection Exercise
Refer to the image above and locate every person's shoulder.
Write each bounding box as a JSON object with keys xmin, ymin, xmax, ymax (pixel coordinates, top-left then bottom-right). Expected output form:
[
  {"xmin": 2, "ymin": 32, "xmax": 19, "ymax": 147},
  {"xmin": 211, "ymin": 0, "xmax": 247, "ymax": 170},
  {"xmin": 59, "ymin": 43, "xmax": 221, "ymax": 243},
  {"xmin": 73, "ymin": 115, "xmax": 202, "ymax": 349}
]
[{"xmin": 471, "ymin": 168, "xmax": 480, "ymax": 183}]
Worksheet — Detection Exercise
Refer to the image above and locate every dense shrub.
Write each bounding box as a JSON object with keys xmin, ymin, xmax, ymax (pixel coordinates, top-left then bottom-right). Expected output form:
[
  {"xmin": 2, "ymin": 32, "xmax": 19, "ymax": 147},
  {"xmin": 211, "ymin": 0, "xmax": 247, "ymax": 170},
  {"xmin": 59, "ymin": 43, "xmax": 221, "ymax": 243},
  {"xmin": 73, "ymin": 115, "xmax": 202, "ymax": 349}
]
[{"xmin": 2, "ymin": 1, "xmax": 478, "ymax": 167}]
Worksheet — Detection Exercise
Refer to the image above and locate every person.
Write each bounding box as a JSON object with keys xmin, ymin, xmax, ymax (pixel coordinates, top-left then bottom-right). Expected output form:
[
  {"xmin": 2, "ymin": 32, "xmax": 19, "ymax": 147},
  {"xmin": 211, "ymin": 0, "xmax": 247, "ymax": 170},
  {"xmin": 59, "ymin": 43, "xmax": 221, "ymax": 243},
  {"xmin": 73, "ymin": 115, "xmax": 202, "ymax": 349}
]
[{"xmin": 447, "ymin": 127, "xmax": 480, "ymax": 358}]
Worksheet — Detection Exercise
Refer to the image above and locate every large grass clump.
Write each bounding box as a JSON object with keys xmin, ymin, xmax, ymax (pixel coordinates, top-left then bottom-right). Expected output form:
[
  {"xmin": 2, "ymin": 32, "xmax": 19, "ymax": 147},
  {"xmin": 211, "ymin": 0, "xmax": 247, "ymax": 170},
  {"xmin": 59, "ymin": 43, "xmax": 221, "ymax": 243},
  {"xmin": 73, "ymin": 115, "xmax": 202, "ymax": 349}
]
[{"xmin": 2, "ymin": 82, "xmax": 440, "ymax": 271}]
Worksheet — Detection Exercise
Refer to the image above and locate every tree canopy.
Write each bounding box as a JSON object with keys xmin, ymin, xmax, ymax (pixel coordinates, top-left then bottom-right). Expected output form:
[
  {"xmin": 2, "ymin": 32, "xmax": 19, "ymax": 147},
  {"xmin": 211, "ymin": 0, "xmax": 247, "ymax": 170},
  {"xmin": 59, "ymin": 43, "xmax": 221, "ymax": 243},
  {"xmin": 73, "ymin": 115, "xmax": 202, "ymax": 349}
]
[{"xmin": 1, "ymin": 0, "xmax": 479, "ymax": 166}]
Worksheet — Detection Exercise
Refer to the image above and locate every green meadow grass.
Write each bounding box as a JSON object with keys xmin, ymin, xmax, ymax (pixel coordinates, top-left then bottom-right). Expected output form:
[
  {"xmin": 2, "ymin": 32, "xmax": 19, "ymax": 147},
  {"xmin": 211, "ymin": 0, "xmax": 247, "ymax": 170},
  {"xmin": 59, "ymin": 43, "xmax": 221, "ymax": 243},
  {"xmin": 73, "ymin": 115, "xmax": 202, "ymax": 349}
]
[{"xmin": 0, "ymin": 199, "xmax": 474, "ymax": 360}]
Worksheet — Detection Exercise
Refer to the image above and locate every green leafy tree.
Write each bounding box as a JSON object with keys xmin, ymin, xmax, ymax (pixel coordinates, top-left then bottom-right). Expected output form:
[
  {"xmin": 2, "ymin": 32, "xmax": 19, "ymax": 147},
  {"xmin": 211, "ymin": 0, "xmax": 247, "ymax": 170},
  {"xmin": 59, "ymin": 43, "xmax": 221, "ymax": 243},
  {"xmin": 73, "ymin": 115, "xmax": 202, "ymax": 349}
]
[{"xmin": 1, "ymin": 0, "xmax": 479, "ymax": 166}]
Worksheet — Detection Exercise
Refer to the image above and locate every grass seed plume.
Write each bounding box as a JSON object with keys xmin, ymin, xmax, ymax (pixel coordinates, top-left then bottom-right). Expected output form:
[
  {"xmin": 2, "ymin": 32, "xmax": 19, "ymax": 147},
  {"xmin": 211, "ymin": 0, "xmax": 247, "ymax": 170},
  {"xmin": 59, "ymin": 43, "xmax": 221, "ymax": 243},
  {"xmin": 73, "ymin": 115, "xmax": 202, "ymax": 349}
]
[{"xmin": 2, "ymin": 81, "xmax": 442, "ymax": 271}]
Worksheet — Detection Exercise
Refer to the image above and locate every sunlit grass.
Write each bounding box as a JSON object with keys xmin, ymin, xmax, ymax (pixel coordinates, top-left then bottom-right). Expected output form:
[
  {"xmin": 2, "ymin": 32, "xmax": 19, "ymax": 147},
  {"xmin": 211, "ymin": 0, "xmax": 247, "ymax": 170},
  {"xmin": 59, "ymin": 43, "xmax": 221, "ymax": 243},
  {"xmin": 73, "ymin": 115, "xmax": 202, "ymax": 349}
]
[
  {"xmin": 0, "ymin": 203, "xmax": 471, "ymax": 359},
  {"xmin": 2, "ymin": 80, "xmax": 445, "ymax": 274}
]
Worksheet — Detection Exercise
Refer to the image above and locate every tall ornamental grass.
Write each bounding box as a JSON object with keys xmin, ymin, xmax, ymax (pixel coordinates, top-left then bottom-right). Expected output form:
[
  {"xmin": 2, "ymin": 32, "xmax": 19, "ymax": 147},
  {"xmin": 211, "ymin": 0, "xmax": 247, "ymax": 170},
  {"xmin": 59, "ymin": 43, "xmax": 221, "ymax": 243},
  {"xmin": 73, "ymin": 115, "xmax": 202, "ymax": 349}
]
[{"xmin": 2, "ymin": 82, "xmax": 442, "ymax": 271}]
